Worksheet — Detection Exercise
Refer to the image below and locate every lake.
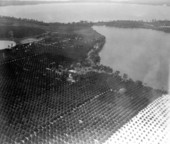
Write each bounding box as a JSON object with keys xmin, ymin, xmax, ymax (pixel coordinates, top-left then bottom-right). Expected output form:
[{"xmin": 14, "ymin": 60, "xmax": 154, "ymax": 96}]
[
  {"xmin": 93, "ymin": 26, "xmax": 170, "ymax": 90},
  {"xmin": 0, "ymin": 40, "xmax": 16, "ymax": 49},
  {"xmin": 0, "ymin": 3, "xmax": 170, "ymax": 23}
]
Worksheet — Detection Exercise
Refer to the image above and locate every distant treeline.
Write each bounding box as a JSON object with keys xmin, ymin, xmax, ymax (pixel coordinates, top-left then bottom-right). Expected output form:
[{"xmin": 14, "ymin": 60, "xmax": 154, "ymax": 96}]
[
  {"xmin": 0, "ymin": 16, "xmax": 93, "ymax": 28},
  {"xmin": 93, "ymin": 20, "xmax": 170, "ymax": 33},
  {"xmin": 1, "ymin": 15, "xmax": 170, "ymax": 27},
  {"xmin": 0, "ymin": 26, "xmax": 46, "ymax": 39},
  {"xmin": 1, "ymin": 16, "xmax": 170, "ymax": 40},
  {"xmin": 94, "ymin": 20, "xmax": 170, "ymax": 27},
  {"xmin": 0, "ymin": 16, "xmax": 49, "ymax": 26},
  {"xmin": 94, "ymin": 20, "xmax": 146, "ymax": 28}
]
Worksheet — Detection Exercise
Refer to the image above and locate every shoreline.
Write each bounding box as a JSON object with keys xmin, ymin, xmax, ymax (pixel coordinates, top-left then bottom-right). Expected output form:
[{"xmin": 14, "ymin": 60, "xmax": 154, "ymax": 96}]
[
  {"xmin": 93, "ymin": 20, "xmax": 170, "ymax": 34},
  {"xmin": 0, "ymin": 16, "xmax": 168, "ymax": 93}
]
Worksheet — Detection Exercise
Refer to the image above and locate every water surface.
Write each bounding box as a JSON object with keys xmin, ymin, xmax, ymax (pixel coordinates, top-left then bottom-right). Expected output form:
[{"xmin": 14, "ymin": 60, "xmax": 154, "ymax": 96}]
[
  {"xmin": 0, "ymin": 3, "xmax": 170, "ymax": 22},
  {"xmin": 0, "ymin": 40, "xmax": 16, "ymax": 49},
  {"xmin": 93, "ymin": 26, "xmax": 170, "ymax": 90}
]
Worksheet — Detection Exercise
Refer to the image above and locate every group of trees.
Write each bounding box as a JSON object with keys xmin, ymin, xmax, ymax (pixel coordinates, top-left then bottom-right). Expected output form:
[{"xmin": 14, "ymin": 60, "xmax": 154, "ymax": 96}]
[
  {"xmin": 0, "ymin": 26, "xmax": 45, "ymax": 39},
  {"xmin": 0, "ymin": 16, "xmax": 49, "ymax": 26}
]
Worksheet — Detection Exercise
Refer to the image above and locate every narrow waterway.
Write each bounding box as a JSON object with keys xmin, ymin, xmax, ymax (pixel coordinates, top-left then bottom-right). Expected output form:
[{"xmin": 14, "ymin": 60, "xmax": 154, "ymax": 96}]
[{"xmin": 93, "ymin": 26, "xmax": 170, "ymax": 90}]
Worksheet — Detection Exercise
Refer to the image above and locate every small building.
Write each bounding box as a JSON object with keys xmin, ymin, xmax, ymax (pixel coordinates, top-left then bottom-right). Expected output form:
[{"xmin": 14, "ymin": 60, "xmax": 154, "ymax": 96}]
[
  {"xmin": 69, "ymin": 70, "xmax": 77, "ymax": 73},
  {"xmin": 67, "ymin": 73, "xmax": 76, "ymax": 83},
  {"xmin": 118, "ymin": 88, "xmax": 126, "ymax": 95}
]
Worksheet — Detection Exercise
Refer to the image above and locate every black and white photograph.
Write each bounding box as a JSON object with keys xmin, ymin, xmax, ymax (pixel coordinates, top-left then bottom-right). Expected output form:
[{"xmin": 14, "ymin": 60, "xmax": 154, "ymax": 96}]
[{"xmin": 0, "ymin": 0, "xmax": 170, "ymax": 143}]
